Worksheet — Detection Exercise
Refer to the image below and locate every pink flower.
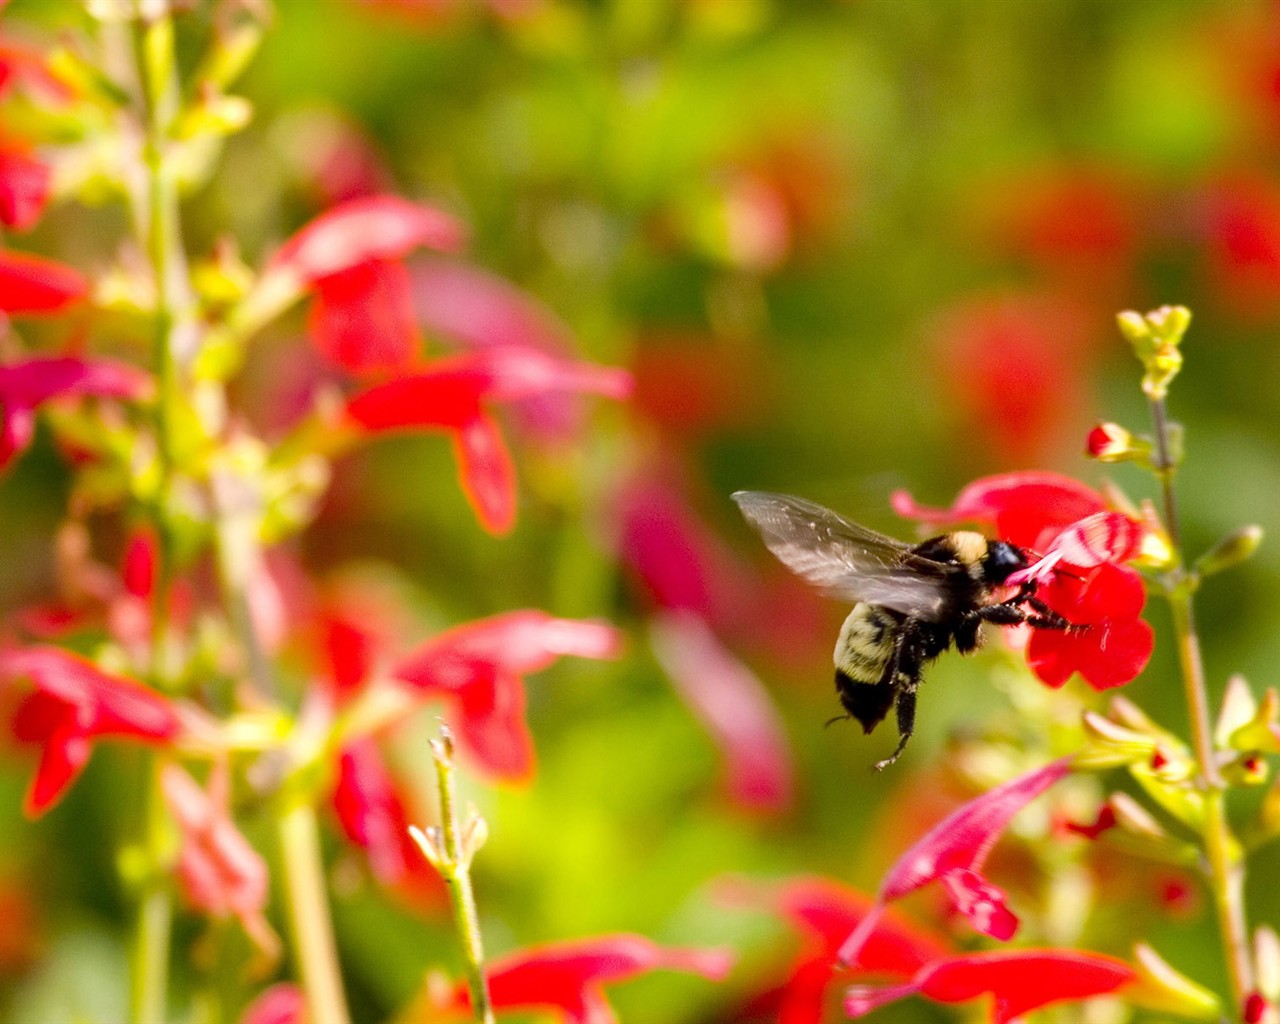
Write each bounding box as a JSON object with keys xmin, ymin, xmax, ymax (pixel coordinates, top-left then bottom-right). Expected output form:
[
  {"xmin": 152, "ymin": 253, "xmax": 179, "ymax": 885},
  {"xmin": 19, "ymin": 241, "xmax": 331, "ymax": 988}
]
[
  {"xmin": 391, "ymin": 611, "xmax": 622, "ymax": 780},
  {"xmin": 0, "ymin": 356, "xmax": 151, "ymax": 471},
  {"xmin": 648, "ymin": 611, "xmax": 793, "ymax": 812},
  {"xmin": 431, "ymin": 934, "xmax": 733, "ymax": 1024},
  {"xmin": 0, "ymin": 646, "xmax": 181, "ymax": 816},
  {"xmin": 161, "ymin": 764, "xmax": 276, "ymax": 955},
  {"xmin": 0, "ymin": 250, "xmax": 87, "ymax": 314},
  {"xmin": 238, "ymin": 984, "xmax": 305, "ymax": 1024},
  {"xmin": 0, "ymin": 146, "xmax": 51, "ymax": 231},
  {"xmin": 261, "ymin": 194, "xmax": 466, "ymax": 372},
  {"xmin": 839, "ymin": 757, "xmax": 1072, "ymax": 965},
  {"xmin": 845, "ymin": 948, "xmax": 1135, "ymax": 1023},
  {"xmin": 346, "ymin": 348, "xmax": 630, "ymax": 534}
]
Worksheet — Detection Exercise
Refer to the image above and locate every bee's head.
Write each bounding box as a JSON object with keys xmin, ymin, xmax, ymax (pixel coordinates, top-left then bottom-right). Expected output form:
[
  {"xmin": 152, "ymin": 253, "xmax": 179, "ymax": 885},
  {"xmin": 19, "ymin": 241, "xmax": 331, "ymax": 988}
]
[{"xmin": 983, "ymin": 540, "xmax": 1027, "ymax": 584}]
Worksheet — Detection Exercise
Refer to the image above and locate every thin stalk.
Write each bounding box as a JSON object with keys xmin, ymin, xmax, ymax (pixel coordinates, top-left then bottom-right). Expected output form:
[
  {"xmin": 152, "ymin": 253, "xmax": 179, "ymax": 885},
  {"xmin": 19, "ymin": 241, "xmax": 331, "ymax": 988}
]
[
  {"xmin": 1150, "ymin": 395, "xmax": 1254, "ymax": 1012},
  {"xmin": 419, "ymin": 730, "xmax": 494, "ymax": 1024},
  {"xmin": 130, "ymin": 756, "xmax": 172, "ymax": 1024},
  {"xmin": 278, "ymin": 802, "xmax": 351, "ymax": 1024}
]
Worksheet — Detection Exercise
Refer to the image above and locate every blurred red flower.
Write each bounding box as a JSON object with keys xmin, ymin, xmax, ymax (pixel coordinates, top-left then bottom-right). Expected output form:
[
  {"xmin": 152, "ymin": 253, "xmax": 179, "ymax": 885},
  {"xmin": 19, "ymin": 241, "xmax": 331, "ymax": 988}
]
[
  {"xmin": 0, "ymin": 146, "xmax": 51, "ymax": 230},
  {"xmin": 346, "ymin": 347, "xmax": 630, "ymax": 533},
  {"xmin": 928, "ymin": 295, "xmax": 1096, "ymax": 464},
  {"xmin": 0, "ymin": 646, "xmax": 181, "ymax": 816},
  {"xmin": 0, "ymin": 37, "xmax": 73, "ymax": 105},
  {"xmin": 262, "ymin": 194, "xmax": 466, "ymax": 372},
  {"xmin": 0, "ymin": 250, "xmax": 87, "ymax": 314},
  {"xmin": 839, "ymin": 757, "xmax": 1072, "ymax": 964},
  {"xmin": 431, "ymin": 934, "xmax": 733, "ymax": 1023},
  {"xmin": 391, "ymin": 611, "xmax": 622, "ymax": 781},
  {"xmin": 0, "ymin": 355, "xmax": 151, "ymax": 471},
  {"xmin": 162, "ymin": 764, "xmax": 276, "ymax": 955},
  {"xmin": 725, "ymin": 876, "xmax": 948, "ymax": 1024},
  {"xmin": 845, "ymin": 948, "xmax": 1135, "ymax": 1023},
  {"xmin": 1201, "ymin": 173, "xmax": 1280, "ymax": 319}
]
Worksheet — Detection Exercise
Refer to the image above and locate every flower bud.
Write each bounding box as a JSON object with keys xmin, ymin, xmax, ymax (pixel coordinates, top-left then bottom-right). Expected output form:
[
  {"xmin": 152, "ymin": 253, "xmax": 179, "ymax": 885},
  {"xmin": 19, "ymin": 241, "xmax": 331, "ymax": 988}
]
[
  {"xmin": 1256, "ymin": 926, "xmax": 1280, "ymax": 1002},
  {"xmin": 1222, "ymin": 753, "xmax": 1270, "ymax": 787},
  {"xmin": 1196, "ymin": 525, "xmax": 1264, "ymax": 580},
  {"xmin": 1085, "ymin": 422, "xmax": 1152, "ymax": 464},
  {"xmin": 1128, "ymin": 942, "xmax": 1222, "ymax": 1020},
  {"xmin": 1077, "ymin": 711, "xmax": 1158, "ymax": 769},
  {"xmin": 1116, "ymin": 305, "xmax": 1190, "ymax": 399}
]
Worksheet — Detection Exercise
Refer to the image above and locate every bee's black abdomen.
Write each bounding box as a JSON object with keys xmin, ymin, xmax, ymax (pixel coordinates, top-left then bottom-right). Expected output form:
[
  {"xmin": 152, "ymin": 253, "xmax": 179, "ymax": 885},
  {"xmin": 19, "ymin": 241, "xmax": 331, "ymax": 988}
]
[{"xmin": 836, "ymin": 670, "xmax": 896, "ymax": 733}]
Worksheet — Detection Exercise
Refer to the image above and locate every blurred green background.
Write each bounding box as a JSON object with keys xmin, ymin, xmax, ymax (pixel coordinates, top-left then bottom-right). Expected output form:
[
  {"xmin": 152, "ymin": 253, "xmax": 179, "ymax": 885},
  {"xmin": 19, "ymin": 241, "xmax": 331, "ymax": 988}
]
[{"xmin": 5, "ymin": 0, "xmax": 1280, "ymax": 1021}]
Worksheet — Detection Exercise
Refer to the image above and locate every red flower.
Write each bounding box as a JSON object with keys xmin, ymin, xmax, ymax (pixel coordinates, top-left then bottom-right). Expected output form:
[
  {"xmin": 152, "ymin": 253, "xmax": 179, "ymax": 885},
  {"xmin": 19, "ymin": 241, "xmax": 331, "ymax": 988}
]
[
  {"xmin": 845, "ymin": 948, "xmax": 1135, "ymax": 1023},
  {"xmin": 0, "ymin": 250, "xmax": 87, "ymax": 314},
  {"xmin": 839, "ymin": 758, "xmax": 1072, "ymax": 965},
  {"xmin": 0, "ymin": 38, "xmax": 74, "ymax": 105},
  {"xmin": 331, "ymin": 738, "xmax": 445, "ymax": 906},
  {"xmin": 649, "ymin": 610, "xmax": 793, "ymax": 812},
  {"xmin": 162, "ymin": 764, "xmax": 276, "ymax": 955},
  {"xmin": 260, "ymin": 194, "xmax": 466, "ymax": 372},
  {"xmin": 391, "ymin": 611, "xmax": 622, "ymax": 780},
  {"xmin": 0, "ymin": 646, "xmax": 181, "ymax": 816},
  {"xmin": 0, "ymin": 146, "xmax": 51, "ymax": 231},
  {"xmin": 431, "ymin": 934, "xmax": 733, "ymax": 1023},
  {"xmin": 346, "ymin": 347, "xmax": 630, "ymax": 534},
  {"xmin": 1025, "ymin": 564, "xmax": 1154, "ymax": 690},
  {"xmin": 0, "ymin": 355, "xmax": 151, "ymax": 471},
  {"xmin": 894, "ymin": 474, "xmax": 1152, "ymax": 689},
  {"xmin": 725, "ymin": 876, "xmax": 948, "ymax": 1024}
]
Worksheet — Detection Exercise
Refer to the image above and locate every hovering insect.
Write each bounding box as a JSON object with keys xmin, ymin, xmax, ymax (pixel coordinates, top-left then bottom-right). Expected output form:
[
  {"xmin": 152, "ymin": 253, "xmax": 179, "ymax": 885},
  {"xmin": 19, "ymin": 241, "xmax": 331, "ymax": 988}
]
[{"xmin": 732, "ymin": 490, "xmax": 1072, "ymax": 770}]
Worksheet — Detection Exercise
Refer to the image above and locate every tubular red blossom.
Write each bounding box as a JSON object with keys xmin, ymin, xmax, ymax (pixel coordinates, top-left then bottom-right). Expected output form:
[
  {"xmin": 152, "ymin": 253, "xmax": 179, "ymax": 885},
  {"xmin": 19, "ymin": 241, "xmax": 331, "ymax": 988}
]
[
  {"xmin": 891, "ymin": 471, "xmax": 1105, "ymax": 550},
  {"xmin": 1026, "ymin": 564, "xmax": 1154, "ymax": 690},
  {"xmin": 238, "ymin": 984, "xmax": 305, "ymax": 1024},
  {"xmin": 162, "ymin": 764, "xmax": 275, "ymax": 954},
  {"xmin": 0, "ymin": 356, "xmax": 152, "ymax": 471},
  {"xmin": 308, "ymin": 258, "xmax": 420, "ymax": 372},
  {"xmin": 391, "ymin": 612, "xmax": 622, "ymax": 780},
  {"xmin": 345, "ymin": 348, "xmax": 629, "ymax": 533},
  {"xmin": 846, "ymin": 949, "xmax": 1136, "ymax": 1023},
  {"xmin": 0, "ymin": 147, "xmax": 51, "ymax": 231},
  {"xmin": 839, "ymin": 757, "xmax": 1072, "ymax": 965},
  {"xmin": 266, "ymin": 194, "xmax": 465, "ymax": 285},
  {"xmin": 435, "ymin": 934, "xmax": 733, "ymax": 1024},
  {"xmin": 649, "ymin": 610, "xmax": 794, "ymax": 812},
  {"xmin": 0, "ymin": 250, "xmax": 87, "ymax": 313},
  {"xmin": 0, "ymin": 646, "xmax": 180, "ymax": 816},
  {"xmin": 1007, "ymin": 511, "xmax": 1145, "ymax": 586}
]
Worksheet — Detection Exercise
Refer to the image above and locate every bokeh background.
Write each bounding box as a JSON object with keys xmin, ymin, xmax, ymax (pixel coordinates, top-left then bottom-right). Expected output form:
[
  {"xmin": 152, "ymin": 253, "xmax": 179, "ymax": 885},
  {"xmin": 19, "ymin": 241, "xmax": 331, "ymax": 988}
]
[{"xmin": 5, "ymin": 0, "xmax": 1280, "ymax": 1021}]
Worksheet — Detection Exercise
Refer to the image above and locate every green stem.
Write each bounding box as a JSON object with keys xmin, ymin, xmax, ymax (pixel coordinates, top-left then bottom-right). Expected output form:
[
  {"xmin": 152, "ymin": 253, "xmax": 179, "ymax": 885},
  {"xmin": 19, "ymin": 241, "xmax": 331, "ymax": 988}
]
[
  {"xmin": 130, "ymin": 755, "xmax": 172, "ymax": 1024},
  {"xmin": 277, "ymin": 802, "xmax": 351, "ymax": 1024},
  {"xmin": 1150, "ymin": 396, "xmax": 1254, "ymax": 1012},
  {"xmin": 430, "ymin": 734, "xmax": 494, "ymax": 1024}
]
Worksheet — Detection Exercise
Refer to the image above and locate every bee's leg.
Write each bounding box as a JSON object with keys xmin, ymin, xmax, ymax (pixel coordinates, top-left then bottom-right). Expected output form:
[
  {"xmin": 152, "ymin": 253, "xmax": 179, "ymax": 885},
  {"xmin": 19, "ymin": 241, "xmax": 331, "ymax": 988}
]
[
  {"xmin": 872, "ymin": 625, "xmax": 923, "ymax": 772},
  {"xmin": 978, "ymin": 601, "xmax": 1074, "ymax": 631}
]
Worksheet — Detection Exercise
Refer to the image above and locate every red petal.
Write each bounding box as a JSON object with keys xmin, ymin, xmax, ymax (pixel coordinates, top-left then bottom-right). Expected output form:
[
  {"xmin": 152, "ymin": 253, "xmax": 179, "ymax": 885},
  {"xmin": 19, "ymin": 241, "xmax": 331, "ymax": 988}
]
[
  {"xmin": 941, "ymin": 868, "xmax": 1018, "ymax": 940},
  {"xmin": 0, "ymin": 147, "xmax": 51, "ymax": 231},
  {"xmin": 918, "ymin": 949, "xmax": 1135, "ymax": 1024},
  {"xmin": 1077, "ymin": 617, "xmax": 1154, "ymax": 691},
  {"xmin": 344, "ymin": 371, "xmax": 484, "ymax": 430},
  {"xmin": 309, "ymin": 259, "xmax": 419, "ymax": 372},
  {"xmin": 1024, "ymin": 629, "xmax": 1078, "ymax": 689},
  {"xmin": 454, "ymin": 668, "xmax": 535, "ymax": 780},
  {"xmin": 453, "ymin": 412, "xmax": 517, "ymax": 535},
  {"xmin": 25, "ymin": 722, "xmax": 90, "ymax": 817},
  {"xmin": 0, "ymin": 251, "xmax": 87, "ymax": 313},
  {"xmin": 648, "ymin": 611, "xmax": 793, "ymax": 812},
  {"xmin": 892, "ymin": 472, "xmax": 1105, "ymax": 550},
  {"xmin": 332, "ymin": 740, "xmax": 416, "ymax": 884},
  {"xmin": 268, "ymin": 194, "xmax": 464, "ymax": 284}
]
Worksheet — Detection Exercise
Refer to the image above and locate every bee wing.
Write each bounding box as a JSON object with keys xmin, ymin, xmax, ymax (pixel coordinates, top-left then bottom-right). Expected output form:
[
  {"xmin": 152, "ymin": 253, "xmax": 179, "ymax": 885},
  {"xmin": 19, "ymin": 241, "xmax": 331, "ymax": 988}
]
[{"xmin": 732, "ymin": 490, "xmax": 955, "ymax": 620}]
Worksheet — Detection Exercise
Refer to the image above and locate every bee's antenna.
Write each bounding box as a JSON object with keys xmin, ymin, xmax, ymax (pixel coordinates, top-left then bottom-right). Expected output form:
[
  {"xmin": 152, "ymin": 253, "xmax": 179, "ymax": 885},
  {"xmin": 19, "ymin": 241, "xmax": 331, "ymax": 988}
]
[{"xmin": 824, "ymin": 713, "xmax": 851, "ymax": 729}]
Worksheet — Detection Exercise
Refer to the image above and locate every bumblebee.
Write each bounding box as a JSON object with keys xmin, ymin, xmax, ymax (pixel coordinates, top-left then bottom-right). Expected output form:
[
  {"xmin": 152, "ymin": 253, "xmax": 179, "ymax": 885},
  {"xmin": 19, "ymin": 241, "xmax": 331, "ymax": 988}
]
[{"xmin": 732, "ymin": 491, "xmax": 1070, "ymax": 770}]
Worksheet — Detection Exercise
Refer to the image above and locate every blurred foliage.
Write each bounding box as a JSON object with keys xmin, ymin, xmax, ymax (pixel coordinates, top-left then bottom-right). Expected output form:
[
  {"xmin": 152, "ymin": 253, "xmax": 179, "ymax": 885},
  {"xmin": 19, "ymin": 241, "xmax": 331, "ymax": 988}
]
[{"xmin": 5, "ymin": 0, "xmax": 1280, "ymax": 1022}]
